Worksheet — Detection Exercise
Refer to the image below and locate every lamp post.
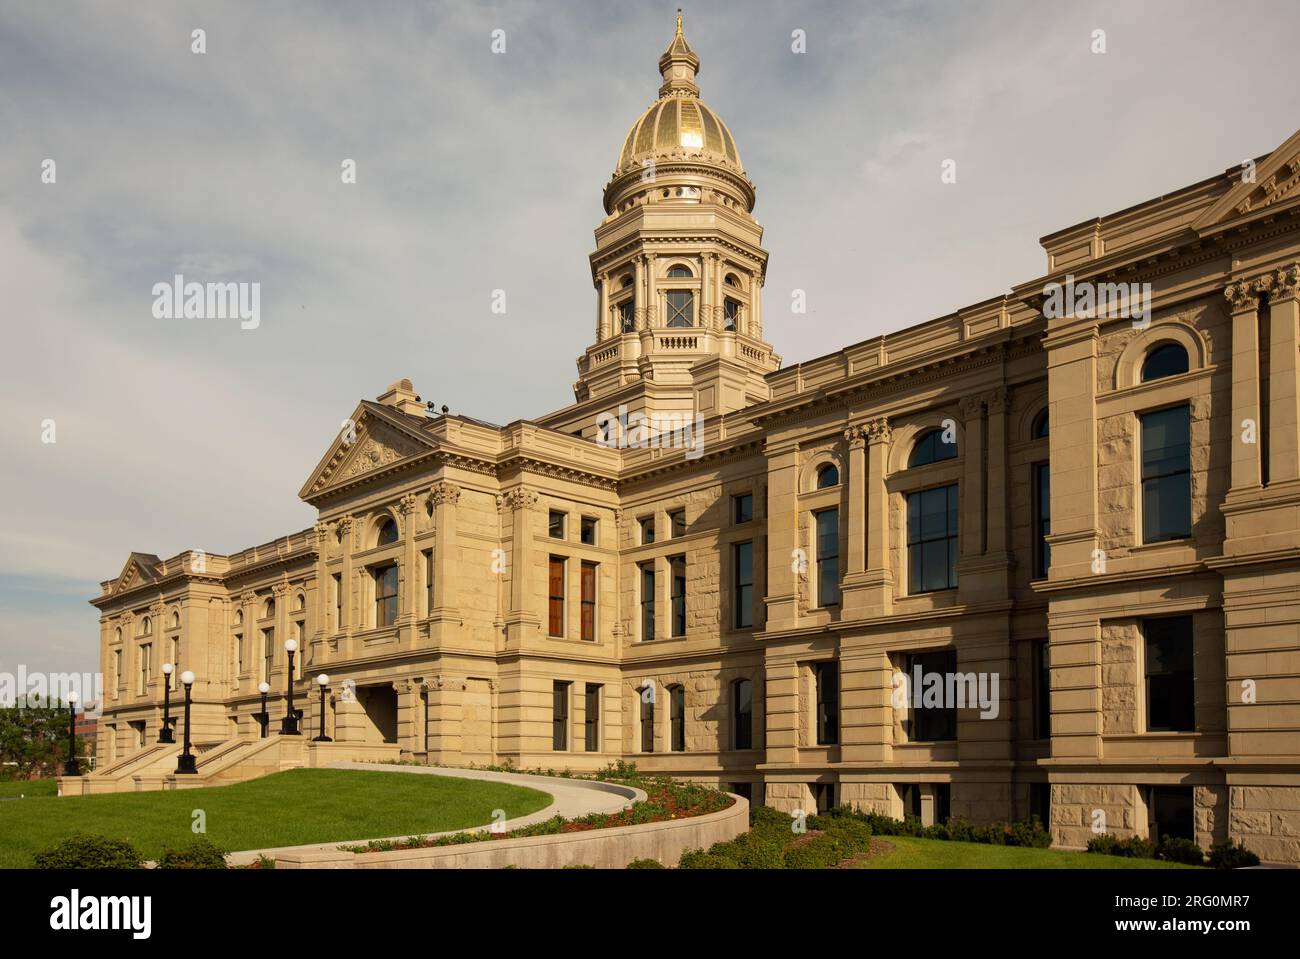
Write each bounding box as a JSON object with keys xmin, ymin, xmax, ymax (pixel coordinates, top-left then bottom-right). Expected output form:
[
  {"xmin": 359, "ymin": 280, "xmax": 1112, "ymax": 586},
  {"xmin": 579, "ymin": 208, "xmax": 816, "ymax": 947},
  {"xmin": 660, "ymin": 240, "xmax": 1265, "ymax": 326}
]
[
  {"xmin": 258, "ymin": 681, "xmax": 270, "ymax": 739},
  {"xmin": 63, "ymin": 691, "xmax": 81, "ymax": 777},
  {"xmin": 280, "ymin": 639, "xmax": 300, "ymax": 735},
  {"xmin": 312, "ymin": 674, "xmax": 332, "ymax": 742},
  {"xmin": 158, "ymin": 663, "xmax": 175, "ymax": 743},
  {"xmin": 175, "ymin": 671, "xmax": 197, "ymax": 774}
]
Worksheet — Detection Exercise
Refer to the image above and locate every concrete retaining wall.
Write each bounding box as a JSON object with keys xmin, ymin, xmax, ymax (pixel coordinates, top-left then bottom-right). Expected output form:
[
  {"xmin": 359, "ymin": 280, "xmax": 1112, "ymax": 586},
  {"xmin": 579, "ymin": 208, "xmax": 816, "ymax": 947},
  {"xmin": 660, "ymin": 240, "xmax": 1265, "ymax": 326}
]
[{"xmin": 275, "ymin": 794, "xmax": 747, "ymax": 869}]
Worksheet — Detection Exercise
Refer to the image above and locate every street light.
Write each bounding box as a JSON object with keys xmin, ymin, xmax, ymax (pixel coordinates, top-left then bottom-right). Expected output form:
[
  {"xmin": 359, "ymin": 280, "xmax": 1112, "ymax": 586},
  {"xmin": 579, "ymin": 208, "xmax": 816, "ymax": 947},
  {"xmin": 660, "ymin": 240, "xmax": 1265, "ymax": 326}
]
[
  {"xmin": 280, "ymin": 638, "xmax": 300, "ymax": 735},
  {"xmin": 175, "ymin": 671, "xmax": 197, "ymax": 774},
  {"xmin": 63, "ymin": 691, "xmax": 81, "ymax": 777},
  {"xmin": 158, "ymin": 663, "xmax": 175, "ymax": 743},
  {"xmin": 312, "ymin": 674, "xmax": 332, "ymax": 742},
  {"xmin": 258, "ymin": 681, "xmax": 270, "ymax": 739}
]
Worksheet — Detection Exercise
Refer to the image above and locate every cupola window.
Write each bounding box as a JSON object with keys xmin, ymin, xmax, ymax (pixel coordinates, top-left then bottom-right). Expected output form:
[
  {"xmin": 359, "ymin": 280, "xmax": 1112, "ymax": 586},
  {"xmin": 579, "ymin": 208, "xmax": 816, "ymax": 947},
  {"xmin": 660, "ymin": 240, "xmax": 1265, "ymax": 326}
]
[
  {"xmin": 724, "ymin": 298, "xmax": 740, "ymax": 331},
  {"xmin": 666, "ymin": 290, "xmax": 694, "ymax": 327}
]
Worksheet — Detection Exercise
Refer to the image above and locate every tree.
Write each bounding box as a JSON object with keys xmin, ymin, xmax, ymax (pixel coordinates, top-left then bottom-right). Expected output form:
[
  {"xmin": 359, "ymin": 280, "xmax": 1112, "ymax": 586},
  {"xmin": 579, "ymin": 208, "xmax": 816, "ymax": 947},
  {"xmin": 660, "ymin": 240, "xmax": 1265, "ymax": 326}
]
[{"xmin": 0, "ymin": 695, "xmax": 80, "ymax": 780}]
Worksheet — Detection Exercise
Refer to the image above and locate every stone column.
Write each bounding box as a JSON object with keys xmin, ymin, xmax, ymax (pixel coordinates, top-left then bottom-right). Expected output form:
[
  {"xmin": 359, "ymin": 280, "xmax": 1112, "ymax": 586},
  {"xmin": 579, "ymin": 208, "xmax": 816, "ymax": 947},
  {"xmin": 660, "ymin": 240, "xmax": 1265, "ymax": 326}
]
[
  {"xmin": 633, "ymin": 257, "xmax": 646, "ymax": 328},
  {"xmin": 1041, "ymin": 323, "xmax": 1100, "ymax": 580},
  {"xmin": 397, "ymin": 494, "xmax": 420, "ymax": 647},
  {"xmin": 596, "ymin": 271, "xmax": 609, "ymax": 341},
  {"xmin": 763, "ymin": 443, "xmax": 801, "ymax": 632},
  {"xmin": 338, "ymin": 515, "xmax": 354, "ymax": 659},
  {"xmin": 751, "ymin": 271, "xmax": 763, "ymax": 340},
  {"xmin": 959, "ymin": 394, "xmax": 986, "ymax": 560},
  {"xmin": 763, "ymin": 657, "xmax": 800, "ymax": 765},
  {"xmin": 844, "ymin": 424, "xmax": 867, "ymax": 574},
  {"xmin": 500, "ymin": 488, "xmax": 540, "ymax": 647},
  {"xmin": 645, "ymin": 253, "xmax": 658, "ymax": 328},
  {"xmin": 839, "ymin": 648, "xmax": 892, "ymax": 763},
  {"xmin": 430, "ymin": 481, "xmax": 460, "ymax": 617},
  {"xmin": 1225, "ymin": 280, "xmax": 1263, "ymax": 491},
  {"xmin": 700, "ymin": 252, "xmax": 714, "ymax": 329},
  {"xmin": 313, "ymin": 523, "xmax": 331, "ymax": 665},
  {"xmin": 1268, "ymin": 265, "xmax": 1300, "ymax": 484},
  {"xmin": 843, "ymin": 418, "xmax": 892, "ymax": 618}
]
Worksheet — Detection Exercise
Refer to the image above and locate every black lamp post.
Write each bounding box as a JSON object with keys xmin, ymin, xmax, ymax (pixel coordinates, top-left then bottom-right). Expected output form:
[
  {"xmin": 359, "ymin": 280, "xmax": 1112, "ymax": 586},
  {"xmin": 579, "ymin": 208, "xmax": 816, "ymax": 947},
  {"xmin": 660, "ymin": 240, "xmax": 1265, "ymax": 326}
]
[
  {"xmin": 175, "ymin": 671, "xmax": 197, "ymax": 774},
  {"xmin": 258, "ymin": 681, "xmax": 270, "ymax": 739},
  {"xmin": 158, "ymin": 663, "xmax": 175, "ymax": 743},
  {"xmin": 280, "ymin": 638, "xmax": 301, "ymax": 735},
  {"xmin": 312, "ymin": 674, "xmax": 332, "ymax": 742},
  {"xmin": 63, "ymin": 691, "xmax": 82, "ymax": 777}
]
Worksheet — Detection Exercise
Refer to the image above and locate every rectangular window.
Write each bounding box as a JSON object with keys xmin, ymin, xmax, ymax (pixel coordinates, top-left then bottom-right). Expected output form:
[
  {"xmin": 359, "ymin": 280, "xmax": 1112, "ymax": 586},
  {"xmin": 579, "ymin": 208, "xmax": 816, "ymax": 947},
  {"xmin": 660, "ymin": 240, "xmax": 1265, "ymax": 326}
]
[
  {"xmin": 1144, "ymin": 615, "xmax": 1195, "ymax": 732},
  {"xmin": 1034, "ymin": 641, "xmax": 1051, "ymax": 740},
  {"xmin": 114, "ymin": 649, "xmax": 123, "ymax": 689},
  {"xmin": 1141, "ymin": 405, "xmax": 1192, "ymax": 543},
  {"xmin": 733, "ymin": 541, "xmax": 754, "ymax": 629},
  {"xmin": 423, "ymin": 549, "xmax": 434, "ymax": 615},
  {"xmin": 640, "ymin": 688, "xmax": 655, "ymax": 752},
  {"xmin": 907, "ymin": 484, "xmax": 959, "ymax": 593},
  {"xmin": 1033, "ymin": 462, "xmax": 1051, "ymax": 578},
  {"xmin": 665, "ymin": 290, "xmax": 694, "ymax": 327},
  {"xmin": 580, "ymin": 561, "xmax": 597, "ymax": 642},
  {"xmin": 1147, "ymin": 786, "xmax": 1194, "ymax": 841},
  {"xmin": 1029, "ymin": 782, "xmax": 1051, "ymax": 826},
  {"xmin": 670, "ymin": 685, "xmax": 685, "ymax": 752},
  {"xmin": 724, "ymin": 297, "xmax": 740, "ymax": 330},
  {"xmin": 618, "ymin": 299, "xmax": 634, "ymax": 333},
  {"xmin": 640, "ymin": 516, "xmax": 655, "ymax": 544},
  {"xmin": 733, "ymin": 493, "xmax": 753, "ymax": 524},
  {"xmin": 332, "ymin": 572, "xmax": 343, "ymax": 630},
  {"xmin": 580, "ymin": 516, "xmax": 597, "ymax": 545},
  {"xmin": 548, "ymin": 556, "xmax": 566, "ymax": 637},
  {"xmin": 552, "ymin": 681, "xmax": 570, "ymax": 751},
  {"xmin": 815, "ymin": 508, "xmax": 840, "ymax": 607},
  {"xmin": 669, "ymin": 509, "xmax": 686, "ymax": 538},
  {"xmin": 904, "ymin": 649, "xmax": 958, "ymax": 742},
  {"xmin": 733, "ymin": 679, "xmax": 753, "ymax": 750},
  {"xmin": 814, "ymin": 661, "xmax": 839, "ymax": 746},
  {"xmin": 669, "ymin": 555, "xmax": 687, "ymax": 637},
  {"xmin": 584, "ymin": 684, "xmax": 601, "ymax": 752},
  {"xmin": 138, "ymin": 643, "xmax": 152, "ymax": 694},
  {"xmin": 261, "ymin": 628, "xmax": 274, "ymax": 683},
  {"xmin": 548, "ymin": 510, "xmax": 566, "ymax": 539},
  {"xmin": 813, "ymin": 782, "xmax": 836, "ymax": 814},
  {"xmin": 373, "ymin": 564, "xmax": 398, "ymax": 628},
  {"xmin": 640, "ymin": 562, "xmax": 656, "ymax": 640}
]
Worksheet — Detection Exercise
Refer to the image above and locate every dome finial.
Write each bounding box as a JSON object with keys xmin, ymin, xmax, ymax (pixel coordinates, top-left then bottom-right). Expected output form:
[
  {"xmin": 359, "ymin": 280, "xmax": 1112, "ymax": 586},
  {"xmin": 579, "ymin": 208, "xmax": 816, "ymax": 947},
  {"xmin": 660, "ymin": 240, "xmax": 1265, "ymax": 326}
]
[{"xmin": 659, "ymin": 8, "xmax": 700, "ymax": 97}]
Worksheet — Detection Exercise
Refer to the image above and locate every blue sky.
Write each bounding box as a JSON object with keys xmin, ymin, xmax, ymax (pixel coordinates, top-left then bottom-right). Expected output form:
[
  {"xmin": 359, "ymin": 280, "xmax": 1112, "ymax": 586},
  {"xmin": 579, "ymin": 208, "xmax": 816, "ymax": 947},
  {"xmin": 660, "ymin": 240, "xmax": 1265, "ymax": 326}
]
[{"xmin": 2, "ymin": 0, "xmax": 1299, "ymax": 678}]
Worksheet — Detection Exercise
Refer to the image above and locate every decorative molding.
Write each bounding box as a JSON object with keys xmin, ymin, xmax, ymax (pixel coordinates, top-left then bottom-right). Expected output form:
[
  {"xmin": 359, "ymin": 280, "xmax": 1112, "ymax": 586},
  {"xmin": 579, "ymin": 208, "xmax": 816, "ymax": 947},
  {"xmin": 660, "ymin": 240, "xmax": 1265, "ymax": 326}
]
[
  {"xmin": 430, "ymin": 481, "xmax": 462, "ymax": 507},
  {"xmin": 843, "ymin": 424, "xmax": 866, "ymax": 449},
  {"xmin": 398, "ymin": 493, "xmax": 420, "ymax": 516},
  {"xmin": 959, "ymin": 394, "xmax": 985, "ymax": 418},
  {"xmin": 866, "ymin": 416, "xmax": 892, "ymax": 445},
  {"xmin": 496, "ymin": 488, "xmax": 538, "ymax": 514},
  {"xmin": 984, "ymin": 387, "xmax": 1011, "ymax": 414}
]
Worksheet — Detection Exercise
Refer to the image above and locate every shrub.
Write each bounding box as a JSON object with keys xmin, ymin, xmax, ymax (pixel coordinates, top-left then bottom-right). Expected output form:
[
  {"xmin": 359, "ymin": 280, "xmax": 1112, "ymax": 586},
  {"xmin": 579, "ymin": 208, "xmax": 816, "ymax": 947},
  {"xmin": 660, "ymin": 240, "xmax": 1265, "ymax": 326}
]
[
  {"xmin": 626, "ymin": 858, "xmax": 664, "ymax": 869},
  {"xmin": 784, "ymin": 833, "xmax": 849, "ymax": 869},
  {"xmin": 710, "ymin": 831, "xmax": 787, "ymax": 869},
  {"xmin": 1087, "ymin": 833, "xmax": 1157, "ymax": 859},
  {"xmin": 156, "ymin": 838, "xmax": 229, "ymax": 869},
  {"xmin": 1207, "ymin": 840, "xmax": 1260, "ymax": 870},
  {"xmin": 1157, "ymin": 836, "xmax": 1205, "ymax": 866},
  {"xmin": 33, "ymin": 834, "xmax": 143, "ymax": 870},
  {"xmin": 1086, "ymin": 834, "xmax": 1119, "ymax": 855},
  {"xmin": 677, "ymin": 848, "xmax": 739, "ymax": 869},
  {"xmin": 1005, "ymin": 816, "xmax": 1053, "ymax": 848}
]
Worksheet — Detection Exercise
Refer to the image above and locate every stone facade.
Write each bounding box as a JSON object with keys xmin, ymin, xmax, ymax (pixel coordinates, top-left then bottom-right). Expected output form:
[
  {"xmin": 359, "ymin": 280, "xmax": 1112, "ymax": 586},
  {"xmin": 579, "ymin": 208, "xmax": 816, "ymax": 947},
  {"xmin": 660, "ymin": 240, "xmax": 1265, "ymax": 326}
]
[{"xmin": 90, "ymin": 19, "xmax": 1300, "ymax": 862}]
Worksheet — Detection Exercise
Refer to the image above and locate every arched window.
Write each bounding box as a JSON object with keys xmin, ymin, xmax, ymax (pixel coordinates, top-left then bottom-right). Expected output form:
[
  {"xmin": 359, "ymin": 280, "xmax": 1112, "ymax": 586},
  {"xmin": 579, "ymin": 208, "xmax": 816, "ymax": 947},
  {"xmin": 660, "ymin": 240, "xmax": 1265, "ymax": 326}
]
[
  {"xmin": 376, "ymin": 517, "xmax": 399, "ymax": 546},
  {"xmin": 114, "ymin": 627, "xmax": 122, "ymax": 643},
  {"xmin": 724, "ymin": 272, "xmax": 741, "ymax": 288},
  {"xmin": 620, "ymin": 274, "xmax": 633, "ymax": 288},
  {"xmin": 139, "ymin": 616, "xmax": 152, "ymax": 636},
  {"xmin": 1032, "ymin": 410, "xmax": 1049, "ymax": 439},
  {"xmin": 170, "ymin": 611, "xmax": 180, "ymax": 629},
  {"xmin": 666, "ymin": 265, "xmax": 692, "ymax": 278},
  {"xmin": 263, "ymin": 598, "xmax": 275, "ymax": 620},
  {"xmin": 294, "ymin": 593, "xmax": 306, "ymax": 612},
  {"xmin": 816, "ymin": 464, "xmax": 839, "ymax": 489},
  {"xmin": 909, "ymin": 429, "xmax": 958, "ymax": 468},
  {"xmin": 1141, "ymin": 343, "xmax": 1189, "ymax": 382}
]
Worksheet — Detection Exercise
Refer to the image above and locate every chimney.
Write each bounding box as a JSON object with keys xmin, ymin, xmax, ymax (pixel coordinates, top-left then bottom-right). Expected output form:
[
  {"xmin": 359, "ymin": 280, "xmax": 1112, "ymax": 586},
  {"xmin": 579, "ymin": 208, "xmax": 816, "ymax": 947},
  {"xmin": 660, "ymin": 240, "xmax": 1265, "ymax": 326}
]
[{"xmin": 376, "ymin": 378, "xmax": 426, "ymax": 416}]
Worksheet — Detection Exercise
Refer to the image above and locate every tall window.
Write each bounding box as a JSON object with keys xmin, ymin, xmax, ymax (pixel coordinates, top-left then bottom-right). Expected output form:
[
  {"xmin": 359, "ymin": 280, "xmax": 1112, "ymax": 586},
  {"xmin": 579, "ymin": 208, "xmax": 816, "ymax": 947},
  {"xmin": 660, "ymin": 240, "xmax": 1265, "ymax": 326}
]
[
  {"xmin": 376, "ymin": 518, "xmax": 398, "ymax": 546},
  {"xmin": 332, "ymin": 573, "xmax": 343, "ymax": 630},
  {"xmin": 670, "ymin": 555, "xmax": 687, "ymax": 636},
  {"xmin": 580, "ymin": 516, "xmax": 597, "ymax": 545},
  {"xmin": 548, "ymin": 511, "xmax": 566, "ymax": 539},
  {"xmin": 1033, "ymin": 641, "xmax": 1051, "ymax": 740},
  {"xmin": 733, "ymin": 678, "xmax": 753, "ymax": 750},
  {"xmin": 669, "ymin": 509, "xmax": 686, "ymax": 538},
  {"xmin": 618, "ymin": 299, "xmax": 635, "ymax": 333},
  {"xmin": 909, "ymin": 429, "xmax": 958, "ymax": 467},
  {"xmin": 580, "ymin": 561, "xmax": 597, "ymax": 642},
  {"xmin": 814, "ymin": 661, "xmax": 839, "ymax": 745},
  {"xmin": 423, "ymin": 549, "xmax": 434, "ymax": 615},
  {"xmin": 1033, "ymin": 462, "xmax": 1051, "ymax": 578},
  {"xmin": 666, "ymin": 290, "xmax": 694, "ymax": 327},
  {"xmin": 669, "ymin": 684, "xmax": 685, "ymax": 752},
  {"xmin": 584, "ymin": 684, "xmax": 601, "ymax": 752},
  {"xmin": 640, "ymin": 562, "xmax": 656, "ymax": 640},
  {"xmin": 640, "ymin": 516, "xmax": 656, "ymax": 544},
  {"xmin": 373, "ymin": 564, "xmax": 398, "ymax": 627},
  {"xmin": 723, "ymin": 297, "xmax": 740, "ymax": 331},
  {"xmin": 733, "ymin": 493, "xmax": 753, "ymax": 524},
  {"xmin": 1141, "ymin": 343, "xmax": 1189, "ymax": 382},
  {"xmin": 113, "ymin": 649, "xmax": 123, "ymax": 690},
  {"xmin": 815, "ymin": 508, "xmax": 840, "ymax": 607},
  {"xmin": 1140, "ymin": 406, "xmax": 1191, "ymax": 543},
  {"xmin": 907, "ymin": 485, "xmax": 958, "ymax": 593},
  {"xmin": 733, "ymin": 541, "xmax": 754, "ymax": 629},
  {"xmin": 904, "ymin": 650, "xmax": 958, "ymax": 742},
  {"xmin": 138, "ymin": 643, "xmax": 152, "ymax": 694},
  {"xmin": 548, "ymin": 557, "xmax": 566, "ymax": 637},
  {"xmin": 1144, "ymin": 616, "xmax": 1194, "ymax": 732},
  {"xmin": 261, "ymin": 628, "xmax": 274, "ymax": 683},
  {"xmin": 552, "ymin": 681, "xmax": 570, "ymax": 750},
  {"xmin": 640, "ymin": 686, "xmax": 655, "ymax": 752}
]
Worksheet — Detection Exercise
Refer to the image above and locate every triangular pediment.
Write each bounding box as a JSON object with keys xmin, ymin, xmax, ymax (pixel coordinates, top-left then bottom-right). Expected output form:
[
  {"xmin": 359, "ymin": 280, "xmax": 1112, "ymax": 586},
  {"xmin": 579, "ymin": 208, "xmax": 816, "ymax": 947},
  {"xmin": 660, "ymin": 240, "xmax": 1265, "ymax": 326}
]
[
  {"xmin": 299, "ymin": 402, "xmax": 438, "ymax": 501},
  {"xmin": 111, "ymin": 552, "xmax": 161, "ymax": 596},
  {"xmin": 1194, "ymin": 128, "xmax": 1300, "ymax": 232}
]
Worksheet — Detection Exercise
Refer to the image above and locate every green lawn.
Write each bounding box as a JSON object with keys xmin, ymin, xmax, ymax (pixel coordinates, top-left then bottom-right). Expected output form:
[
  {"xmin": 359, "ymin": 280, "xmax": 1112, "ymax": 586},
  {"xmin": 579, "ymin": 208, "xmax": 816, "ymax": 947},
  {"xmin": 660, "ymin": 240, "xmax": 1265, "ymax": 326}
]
[
  {"xmin": 0, "ymin": 779, "xmax": 58, "ymax": 799},
  {"xmin": 0, "ymin": 769, "xmax": 551, "ymax": 868},
  {"xmin": 852, "ymin": 835, "xmax": 1200, "ymax": 869}
]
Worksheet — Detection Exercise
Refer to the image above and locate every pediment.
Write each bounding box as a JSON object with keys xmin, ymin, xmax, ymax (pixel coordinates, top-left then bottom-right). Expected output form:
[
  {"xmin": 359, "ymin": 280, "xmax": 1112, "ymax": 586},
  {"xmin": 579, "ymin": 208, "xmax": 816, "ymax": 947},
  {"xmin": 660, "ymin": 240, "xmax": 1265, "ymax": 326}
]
[
  {"xmin": 300, "ymin": 404, "xmax": 437, "ymax": 501},
  {"xmin": 111, "ymin": 553, "xmax": 160, "ymax": 596},
  {"xmin": 1194, "ymin": 127, "xmax": 1300, "ymax": 232}
]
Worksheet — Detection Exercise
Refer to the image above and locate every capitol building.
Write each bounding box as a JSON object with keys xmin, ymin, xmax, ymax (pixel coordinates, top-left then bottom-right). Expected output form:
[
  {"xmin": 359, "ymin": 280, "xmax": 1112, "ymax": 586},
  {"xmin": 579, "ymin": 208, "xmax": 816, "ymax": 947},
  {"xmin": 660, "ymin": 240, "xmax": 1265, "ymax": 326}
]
[{"xmin": 86, "ymin": 17, "xmax": 1300, "ymax": 862}]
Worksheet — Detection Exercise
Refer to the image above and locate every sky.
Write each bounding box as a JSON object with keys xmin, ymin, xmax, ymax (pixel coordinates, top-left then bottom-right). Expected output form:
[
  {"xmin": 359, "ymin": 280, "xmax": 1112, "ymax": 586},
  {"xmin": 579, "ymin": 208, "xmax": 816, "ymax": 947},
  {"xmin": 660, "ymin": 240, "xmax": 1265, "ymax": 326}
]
[{"xmin": 2, "ymin": 0, "xmax": 1298, "ymax": 680}]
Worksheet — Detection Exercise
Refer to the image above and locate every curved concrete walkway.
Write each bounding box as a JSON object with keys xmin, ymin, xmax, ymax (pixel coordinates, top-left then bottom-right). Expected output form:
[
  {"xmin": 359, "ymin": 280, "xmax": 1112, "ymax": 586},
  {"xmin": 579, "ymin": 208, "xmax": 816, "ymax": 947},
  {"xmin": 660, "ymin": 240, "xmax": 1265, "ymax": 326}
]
[{"xmin": 226, "ymin": 763, "xmax": 646, "ymax": 866}]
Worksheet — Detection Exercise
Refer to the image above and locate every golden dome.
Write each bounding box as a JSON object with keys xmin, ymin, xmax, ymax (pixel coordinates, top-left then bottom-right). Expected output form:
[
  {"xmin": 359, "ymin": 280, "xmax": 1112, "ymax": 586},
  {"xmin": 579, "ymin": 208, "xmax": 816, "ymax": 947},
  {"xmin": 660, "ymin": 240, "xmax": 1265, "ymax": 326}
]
[{"xmin": 613, "ymin": 14, "xmax": 744, "ymax": 176}]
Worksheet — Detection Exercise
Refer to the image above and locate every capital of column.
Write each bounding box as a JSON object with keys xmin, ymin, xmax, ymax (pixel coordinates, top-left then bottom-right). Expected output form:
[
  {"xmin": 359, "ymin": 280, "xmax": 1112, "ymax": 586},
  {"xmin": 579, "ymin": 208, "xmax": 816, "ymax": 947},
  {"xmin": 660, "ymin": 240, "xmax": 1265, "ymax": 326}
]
[
  {"xmin": 1270, "ymin": 263, "xmax": 1300, "ymax": 300},
  {"xmin": 959, "ymin": 394, "xmax": 985, "ymax": 419},
  {"xmin": 314, "ymin": 522, "xmax": 332, "ymax": 545},
  {"xmin": 844, "ymin": 424, "xmax": 867, "ymax": 450},
  {"xmin": 984, "ymin": 387, "xmax": 1011, "ymax": 414},
  {"xmin": 430, "ymin": 481, "xmax": 461, "ymax": 507},
  {"xmin": 1225, "ymin": 278, "xmax": 1261, "ymax": 312},
  {"xmin": 866, "ymin": 416, "xmax": 892, "ymax": 445},
  {"xmin": 497, "ymin": 488, "xmax": 538, "ymax": 514},
  {"xmin": 398, "ymin": 493, "xmax": 420, "ymax": 516}
]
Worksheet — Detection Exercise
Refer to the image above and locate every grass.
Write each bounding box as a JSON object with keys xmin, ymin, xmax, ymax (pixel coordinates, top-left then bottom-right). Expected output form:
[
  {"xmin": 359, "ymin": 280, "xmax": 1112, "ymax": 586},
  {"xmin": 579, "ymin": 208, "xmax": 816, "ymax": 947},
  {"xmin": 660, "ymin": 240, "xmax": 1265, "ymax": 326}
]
[
  {"xmin": 0, "ymin": 768, "xmax": 551, "ymax": 868},
  {"xmin": 0, "ymin": 779, "xmax": 58, "ymax": 799},
  {"xmin": 851, "ymin": 835, "xmax": 1201, "ymax": 869}
]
